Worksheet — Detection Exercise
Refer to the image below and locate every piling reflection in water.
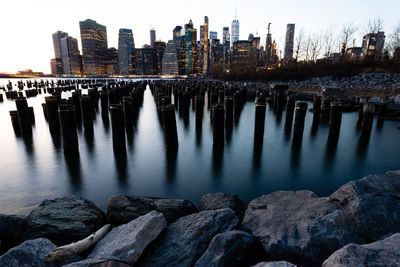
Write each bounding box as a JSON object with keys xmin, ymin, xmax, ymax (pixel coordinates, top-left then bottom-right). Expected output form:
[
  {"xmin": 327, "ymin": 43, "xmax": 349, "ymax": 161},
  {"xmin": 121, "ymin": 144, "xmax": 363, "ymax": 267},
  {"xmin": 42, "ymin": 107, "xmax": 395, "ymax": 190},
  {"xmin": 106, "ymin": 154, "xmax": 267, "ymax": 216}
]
[
  {"xmin": 165, "ymin": 147, "xmax": 178, "ymax": 185},
  {"xmin": 212, "ymin": 143, "xmax": 224, "ymax": 177},
  {"xmin": 64, "ymin": 151, "xmax": 82, "ymax": 193},
  {"xmin": 114, "ymin": 147, "xmax": 128, "ymax": 188}
]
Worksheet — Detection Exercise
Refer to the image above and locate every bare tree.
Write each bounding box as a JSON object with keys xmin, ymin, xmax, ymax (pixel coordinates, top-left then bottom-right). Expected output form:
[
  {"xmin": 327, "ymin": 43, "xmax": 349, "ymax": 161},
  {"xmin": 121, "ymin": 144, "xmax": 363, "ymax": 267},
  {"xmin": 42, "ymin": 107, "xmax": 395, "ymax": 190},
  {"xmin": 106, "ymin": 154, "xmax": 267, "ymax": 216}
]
[
  {"xmin": 322, "ymin": 25, "xmax": 336, "ymax": 59},
  {"xmin": 366, "ymin": 17, "xmax": 384, "ymax": 34},
  {"xmin": 310, "ymin": 33, "xmax": 322, "ymax": 62},
  {"xmin": 340, "ymin": 23, "xmax": 357, "ymax": 63},
  {"xmin": 294, "ymin": 28, "xmax": 305, "ymax": 63},
  {"xmin": 302, "ymin": 34, "xmax": 312, "ymax": 63},
  {"xmin": 388, "ymin": 23, "xmax": 400, "ymax": 55}
]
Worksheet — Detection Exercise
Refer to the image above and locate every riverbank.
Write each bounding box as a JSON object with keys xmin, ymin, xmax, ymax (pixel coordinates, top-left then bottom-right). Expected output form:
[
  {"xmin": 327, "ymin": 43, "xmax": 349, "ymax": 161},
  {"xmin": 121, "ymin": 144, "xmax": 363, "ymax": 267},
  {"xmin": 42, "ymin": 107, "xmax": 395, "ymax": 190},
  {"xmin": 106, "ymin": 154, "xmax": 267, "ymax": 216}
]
[{"xmin": 1, "ymin": 170, "xmax": 400, "ymax": 266}]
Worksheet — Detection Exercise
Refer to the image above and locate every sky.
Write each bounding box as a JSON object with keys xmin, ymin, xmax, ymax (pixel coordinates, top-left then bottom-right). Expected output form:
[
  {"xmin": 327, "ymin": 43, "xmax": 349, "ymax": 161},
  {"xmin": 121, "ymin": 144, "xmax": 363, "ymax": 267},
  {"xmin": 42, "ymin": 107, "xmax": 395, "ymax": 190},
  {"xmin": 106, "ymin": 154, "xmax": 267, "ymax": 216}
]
[{"xmin": 0, "ymin": 0, "xmax": 399, "ymax": 74}]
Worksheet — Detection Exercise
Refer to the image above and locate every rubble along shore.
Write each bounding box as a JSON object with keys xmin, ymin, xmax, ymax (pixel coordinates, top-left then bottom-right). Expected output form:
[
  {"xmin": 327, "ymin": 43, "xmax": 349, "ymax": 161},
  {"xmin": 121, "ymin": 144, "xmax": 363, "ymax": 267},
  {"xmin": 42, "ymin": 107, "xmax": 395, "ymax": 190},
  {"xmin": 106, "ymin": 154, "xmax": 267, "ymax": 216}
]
[{"xmin": 1, "ymin": 170, "xmax": 400, "ymax": 267}]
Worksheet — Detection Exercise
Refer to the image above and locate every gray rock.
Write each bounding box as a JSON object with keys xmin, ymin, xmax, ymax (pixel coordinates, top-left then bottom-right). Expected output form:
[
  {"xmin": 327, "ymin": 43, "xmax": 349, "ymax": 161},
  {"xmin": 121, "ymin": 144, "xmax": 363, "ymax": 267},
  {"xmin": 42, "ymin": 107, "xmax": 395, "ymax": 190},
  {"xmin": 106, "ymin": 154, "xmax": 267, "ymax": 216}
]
[
  {"xmin": 241, "ymin": 190, "xmax": 359, "ymax": 265},
  {"xmin": 107, "ymin": 195, "xmax": 197, "ymax": 224},
  {"xmin": 251, "ymin": 262, "xmax": 297, "ymax": 267},
  {"xmin": 330, "ymin": 170, "xmax": 400, "ymax": 242},
  {"xmin": 26, "ymin": 196, "xmax": 106, "ymax": 245},
  {"xmin": 138, "ymin": 208, "xmax": 238, "ymax": 267},
  {"xmin": 198, "ymin": 193, "xmax": 246, "ymax": 220},
  {"xmin": 88, "ymin": 211, "xmax": 167, "ymax": 264},
  {"xmin": 0, "ymin": 214, "xmax": 29, "ymax": 251},
  {"xmin": 0, "ymin": 238, "xmax": 55, "ymax": 267},
  {"xmin": 194, "ymin": 230, "xmax": 256, "ymax": 267},
  {"xmin": 322, "ymin": 233, "xmax": 400, "ymax": 267},
  {"xmin": 62, "ymin": 259, "xmax": 129, "ymax": 267}
]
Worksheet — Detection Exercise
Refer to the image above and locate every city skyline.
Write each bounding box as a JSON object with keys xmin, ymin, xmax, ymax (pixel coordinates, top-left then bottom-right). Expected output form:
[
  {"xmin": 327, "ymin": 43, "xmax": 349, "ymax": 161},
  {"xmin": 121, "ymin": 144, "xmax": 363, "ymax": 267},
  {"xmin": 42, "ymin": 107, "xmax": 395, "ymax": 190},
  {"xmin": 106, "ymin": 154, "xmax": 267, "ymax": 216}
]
[{"xmin": 0, "ymin": 0, "xmax": 398, "ymax": 73}]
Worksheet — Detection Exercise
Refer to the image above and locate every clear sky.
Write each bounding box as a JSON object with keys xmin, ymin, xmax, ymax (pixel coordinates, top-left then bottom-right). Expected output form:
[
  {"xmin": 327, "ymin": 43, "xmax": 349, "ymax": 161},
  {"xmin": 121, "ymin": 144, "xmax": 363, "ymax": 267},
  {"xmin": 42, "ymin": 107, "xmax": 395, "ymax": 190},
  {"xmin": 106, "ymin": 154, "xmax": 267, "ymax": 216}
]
[{"xmin": 0, "ymin": 0, "xmax": 398, "ymax": 74}]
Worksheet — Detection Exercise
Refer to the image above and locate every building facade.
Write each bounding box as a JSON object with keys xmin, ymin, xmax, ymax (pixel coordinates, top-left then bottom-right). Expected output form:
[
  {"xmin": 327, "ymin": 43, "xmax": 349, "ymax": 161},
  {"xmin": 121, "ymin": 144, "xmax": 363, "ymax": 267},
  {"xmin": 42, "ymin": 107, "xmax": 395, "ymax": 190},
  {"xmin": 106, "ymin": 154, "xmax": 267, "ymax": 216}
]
[
  {"xmin": 203, "ymin": 16, "xmax": 209, "ymax": 75},
  {"xmin": 134, "ymin": 47, "xmax": 157, "ymax": 75},
  {"xmin": 231, "ymin": 40, "xmax": 257, "ymax": 73},
  {"xmin": 52, "ymin": 31, "xmax": 69, "ymax": 75},
  {"xmin": 150, "ymin": 28, "xmax": 156, "ymax": 48},
  {"xmin": 60, "ymin": 36, "xmax": 82, "ymax": 76},
  {"xmin": 79, "ymin": 19, "xmax": 108, "ymax": 76},
  {"xmin": 118, "ymin": 28, "xmax": 134, "ymax": 75},
  {"xmin": 154, "ymin": 41, "xmax": 166, "ymax": 75},
  {"xmin": 361, "ymin": 31, "xmax": 385, "ymax": 62},
  {"xmin": 284, "ymin": 23, "xmax": 295, "ymax": 64},
  {"xmin": 162, "ymin": 40, "xmax": 179, "ymax": 75},
  {"xmin": 231, "ymin": 19, "xmax": 240, "ymax": 44}
]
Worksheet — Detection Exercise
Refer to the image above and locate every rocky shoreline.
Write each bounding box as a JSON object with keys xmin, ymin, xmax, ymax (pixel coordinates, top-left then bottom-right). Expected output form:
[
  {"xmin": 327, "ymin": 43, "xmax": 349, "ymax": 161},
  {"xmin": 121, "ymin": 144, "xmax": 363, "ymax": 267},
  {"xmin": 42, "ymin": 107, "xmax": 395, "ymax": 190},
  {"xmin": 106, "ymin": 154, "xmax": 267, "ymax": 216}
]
[{"xmin": 1, "ymin": 170, "xmax": 400, "ymax": 266}]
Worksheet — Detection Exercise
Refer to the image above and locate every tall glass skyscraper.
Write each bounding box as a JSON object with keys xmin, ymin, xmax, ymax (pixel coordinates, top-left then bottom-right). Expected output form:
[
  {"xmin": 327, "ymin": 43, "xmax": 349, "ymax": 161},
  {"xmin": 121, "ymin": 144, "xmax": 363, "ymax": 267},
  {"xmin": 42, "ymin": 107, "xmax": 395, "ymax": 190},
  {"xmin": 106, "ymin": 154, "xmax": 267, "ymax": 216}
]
[
  {"xmin": 52, "ymin": 31, "xmax": 68, "ymax": 75},
  {"xmin": 231, "ymin": 19, "xmax": 240, "ymax": 44},
  {"xmin": 222, "ymin": 27, "xmax": 230, "ymax": 46},
  {"xmin": 60, "ymin": 36, "xmax": 82, "ymax": 76},
  {"xmin": 79, "ymin": 19, "xmax": 108, "ymax": 76},
  {"xmin": 118, "ymin": 28, "xmax": 134, "ymax": 75},
  {"xmin": 284, "ymin": 23, "xmax": 295, "ymax": 63},
  {"xmin": 150, "ymin": 28, "xmax": 156, "ymax": 48}
]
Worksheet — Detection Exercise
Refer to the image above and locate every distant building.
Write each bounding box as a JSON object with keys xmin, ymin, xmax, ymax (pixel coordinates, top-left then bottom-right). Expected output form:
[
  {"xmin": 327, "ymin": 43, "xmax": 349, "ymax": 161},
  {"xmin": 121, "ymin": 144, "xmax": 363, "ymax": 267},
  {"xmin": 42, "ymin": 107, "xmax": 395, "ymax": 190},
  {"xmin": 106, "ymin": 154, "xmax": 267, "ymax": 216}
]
[
  {"xmin": 248, "ymin": 33, "xmax": 254, "ymax": 42},
  {"xmin": 265, "ymin": 23, "xmax": 272, "ymax": 67},
  {"xmin": 223, "ymin": 27, "xmax": 230, "ymax": 46},
  {"xmin": 200, "ymin": 25, "xmax": 205, "ymax": 45},
  {"xmin": 284, "ymin": 24, "xmax": 295, "ymax": 64},
  {"xmin": 154, "ymin": 41, "xmax": 166, "ymax": 75},
  {"xmin": 134, "ymin": 47, "xmax": 157, "ymax": 75},
  {"xmin": 182, "ymin": 19, "xmax": 199, "ymax": 75},
  {"xmin": 231, "ymin": 40, "xmax": 257, "ymax": 73},
  {"xmin": 251, "ymin": 37, "xmax": 260, "ymax": 49},
  {"xmin": 50, "ymin": 59, "xmax": 57, "ymax": 75},
  {"xmin": 106, "ymin": 47, "xmax": 119, "ymax": 75},
  {"xmin": 173, "ymin": 26, "xmax": 182, "ymax": 51},
  {"xmin": 231, "ymin": 19, "xmax": 240, "ymax": 44},
  {"xmin": 361, "ymin": 31, "xmax": 385, "ymax": 62},
  {"xmin": 203, "ymin": 16, "xmax": 209, "ymax": 75},
  {"xmin": 60, "ymin": 36, "xmax": 82, "ymax": 76},
  {"xmin": 271, "ymin": 40, "xmax": 279, "ymax": 66},
  {"xmin": 150, "ymin": 28, "xmax": 156, "ymax": 48},
  {"xmin": 345, "ymin": 47, "xmax": 363, "ymax": 63},
  {"xmin": 79, "ymin": 19, "xmax": 108, "ymax": 76},
  {"xmin": 210, "ymin": 31, "xmax": 217, "ymax": 40},
  {"xmin": 209, "ymin": 39, "xmax": 225, "ymax": 74},
  {"xmin": 162, "ymin": 40, "xmax": 179, "ymax": 75},
  {"xmin": 118, "ymin": 28, "xmax": 134, "ymax": 75},
  {"xmin": 52, "ymin": 31, "xmax": 68, "ymax": 75}
]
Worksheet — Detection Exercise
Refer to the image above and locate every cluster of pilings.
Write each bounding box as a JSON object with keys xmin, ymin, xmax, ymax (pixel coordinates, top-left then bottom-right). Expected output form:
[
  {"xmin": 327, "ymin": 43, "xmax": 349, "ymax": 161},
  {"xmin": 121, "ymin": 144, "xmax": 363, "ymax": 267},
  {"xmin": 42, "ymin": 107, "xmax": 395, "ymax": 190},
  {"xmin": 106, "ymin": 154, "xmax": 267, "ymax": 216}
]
[
  {"xmin": 6, "ymin": 79, "xmax": 147, "ymax": 154},
  {"xmin": 147, "ymin": 80, "xmax": 249, "ymax": 149},
  {"xmin": 9, "ymin": 97, "xmax": 35, "ymax": 136}
]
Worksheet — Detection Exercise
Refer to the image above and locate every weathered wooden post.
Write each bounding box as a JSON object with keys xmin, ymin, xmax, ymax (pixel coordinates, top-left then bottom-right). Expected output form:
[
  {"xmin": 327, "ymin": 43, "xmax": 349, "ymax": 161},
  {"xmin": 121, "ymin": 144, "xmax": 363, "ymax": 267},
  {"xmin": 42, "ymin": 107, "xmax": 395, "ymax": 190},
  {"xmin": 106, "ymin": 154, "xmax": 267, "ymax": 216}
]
[
  {"xmin": 292, "ymin": 101, "xmax": 308, "ymax": 142},
  {"xmin": 110, "ymin": 104, "xmax": 126, "ymax": 150},
  {"xmin": 161, "ymin": 104, "xmax": 179, "ymax": 148},
  {"xmin": 284, "ymin": 95, "xmax": 296, "ymax": 133},
  {"xmin": 254, "ymin": 96, "xmax": 267, "ymax": 141},
  {"xmin": 45, "ymin": 96, "xmax": 60, "ymax": 133},
  {"xmin": 361, "ymin": 102, "xmax": 374, "ymax": 136},
  {"xmin": 80, "ymin": 95, "xmax": 93, "ymax": 131},
  {"xmin": 224, "ymin": 96, "xmax": 234, "ymax": 126},
  {"xmin": 329, "ymin": 102, "xmax": 342, "ymax": 137},
  {"xmin": 0, "ymin": 93, "xmax": 3, "ymax": 102},
  {"xmin": 58, "ymin": 104, "xmax": 79, "ymax": 152},
  {"xmin": 15, "ymin": 97, "xmax": 32, "ymax": 134},
  {"xmin": 212, "ymin": 104, "xmax": 225, "ymax": 144},
  {"xmin": 9, "ymin": 110, "xmax": 21, "ymax": 135}
]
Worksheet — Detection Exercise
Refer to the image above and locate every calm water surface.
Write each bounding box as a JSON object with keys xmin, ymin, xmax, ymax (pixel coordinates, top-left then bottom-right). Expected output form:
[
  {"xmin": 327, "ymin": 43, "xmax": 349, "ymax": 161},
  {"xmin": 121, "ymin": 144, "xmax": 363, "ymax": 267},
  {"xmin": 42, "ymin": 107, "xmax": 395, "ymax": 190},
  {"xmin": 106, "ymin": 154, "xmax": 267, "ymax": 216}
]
[{"xmin": 0, "ymin": 78, "xmax": 399, "ymax": 214}]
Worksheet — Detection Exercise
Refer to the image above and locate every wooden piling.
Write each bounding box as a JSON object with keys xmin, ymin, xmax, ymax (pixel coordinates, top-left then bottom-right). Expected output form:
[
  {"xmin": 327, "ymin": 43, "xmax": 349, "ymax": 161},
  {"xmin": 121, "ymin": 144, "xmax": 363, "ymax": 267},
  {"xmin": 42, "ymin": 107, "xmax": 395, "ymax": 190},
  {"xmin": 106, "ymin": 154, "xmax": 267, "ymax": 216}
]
[
  {"xmin": 212, "ymin": 104, "xmax": 225, "ymax": 143},
  {"xmin": 58, "ymin": 104, "xmax": 79, "ymax": 152},
  {"xmin": 161, "ymin": 104, "xmax": 179, "ymax": 148}
]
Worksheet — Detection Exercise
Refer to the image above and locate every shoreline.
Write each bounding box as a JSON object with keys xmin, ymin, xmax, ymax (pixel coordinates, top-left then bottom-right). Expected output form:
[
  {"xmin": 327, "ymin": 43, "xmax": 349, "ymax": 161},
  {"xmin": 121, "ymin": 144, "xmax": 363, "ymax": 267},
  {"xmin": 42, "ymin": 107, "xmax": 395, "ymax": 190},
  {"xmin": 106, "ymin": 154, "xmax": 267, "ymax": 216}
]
[{"xmin": 1, "ymin": 170, "xmax": 400, "ymax": 266}]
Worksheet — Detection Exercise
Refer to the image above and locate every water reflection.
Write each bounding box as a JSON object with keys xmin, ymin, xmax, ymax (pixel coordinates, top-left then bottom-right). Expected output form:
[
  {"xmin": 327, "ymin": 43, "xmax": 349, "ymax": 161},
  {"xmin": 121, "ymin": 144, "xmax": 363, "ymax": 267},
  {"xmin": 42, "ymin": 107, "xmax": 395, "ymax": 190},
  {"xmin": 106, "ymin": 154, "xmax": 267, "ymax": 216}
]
[
  {"xmin": 212, "ymin": 143, "xmax": 224, "ymax": 177},
  {"xmin": 113, "ymin": 148, "xmax": 128, "ymax": 188},
  {"xmin": 101, "ymin": 109, "xmax": 110, "ymax": 135},
  {"xmin": 64, "ymin": 151, "xmax": 82, "ymax": 193},
  {"xmin": 165, "ymin": 147, "xmax": 178, "ymax": 185},
  {"xmin": 356, "ymin": 133, "xmax": 371, "ymax": 161},
  {"xmin": 291, "ymin": 138, "xmax": 302, "ymax": 171},
  {"xmin": 324, "ymin": 133, "xmax": 339, "ymax": 170},
  {"xmin": 310, "ymin": 113, "xmax": 320, "ymax": 139},
  {"xmin": 252, "ymin": 138, "xmax": 263, "ymax": 174},
  {"xmin": 84, "ymin": 130, "xmax": 95, "ymax": 155}
]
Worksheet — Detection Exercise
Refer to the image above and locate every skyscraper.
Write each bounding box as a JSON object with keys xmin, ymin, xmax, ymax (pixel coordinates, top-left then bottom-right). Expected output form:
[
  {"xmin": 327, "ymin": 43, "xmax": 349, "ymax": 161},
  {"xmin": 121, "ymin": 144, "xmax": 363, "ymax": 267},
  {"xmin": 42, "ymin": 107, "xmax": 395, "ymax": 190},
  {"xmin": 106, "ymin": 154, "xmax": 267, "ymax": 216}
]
[
  {"xmin": 162, "ymin": 40, "xmax": 179, "ymax": 75},
  {"xmin": 52, "ymin": 31, "xmax": 68, "ymax": 75},
  {"xmin": 203, "ymin": 16, "xmax": 209, "ymax": 75},
  {"xmin": 223, "ymin": 27, "xmax": 230, "ymax": 46},
  {"xmin": 150, "ymin": 28, "xmax": 156, "ymax": 48},
  {"xmin": 154, "ymin": 41, "xmax": 166, "ymax": 74},
  {"xmin": 284, "ymin": 23, "xmax": 295, "ymax": 64},
  {"xmin": 231, "ymin": 13, "xmax": 240, "ymax": 44},
  {"xmin": 210, "ymin": 31, "xmax": 218, "ymax": 40},
  {"xmin": 60, "ymin": 36, "xmax": 82, "ymax": 76},
  {"xmin": 79, "ymin": 19, "xmax": 108, "ymax": 75},
  {"xmin": 118, "ymin": 28, "xmax": 134, "ymax": 75},
  {"xmin": 265, "ymin": 23, "xmax": 272, "ymax": 67},
  {"xmin": 173, "ymin": 26, "xmax": 182, "ymax": 51}
]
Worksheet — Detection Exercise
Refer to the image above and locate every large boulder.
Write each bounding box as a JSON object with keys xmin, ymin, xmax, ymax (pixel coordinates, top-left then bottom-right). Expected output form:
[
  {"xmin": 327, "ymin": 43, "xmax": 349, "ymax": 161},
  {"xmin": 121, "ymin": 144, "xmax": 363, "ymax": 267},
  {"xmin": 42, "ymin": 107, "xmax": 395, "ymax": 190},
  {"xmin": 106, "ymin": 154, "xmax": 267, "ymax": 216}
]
[
  {"xmin": 107, "ymin": 195, "xmax": 197, "ymax": 224},
  {"xmin": 251, "ymin": 262, "xmax": 297, "ymax": 267},
  {"xmin": 0, "ymin": 214, "xmax": 29, "ymax": 252},
  {"xmin": 198, "ymin": 193, "xmax": 247, "ymax": 220},
  {"xmin": 322, "ymin": 233, "xmax": 400, "ymax": 267},
  {"xmin": 62, "ymin": 259, "xmax": 130, "ymax": 267},
  {"xmin": 25, "ymin": 196, "xmax": 106, "ymax": 245},
  {"xmin": 241, "ymin": 191, "xmax": 359, "ymax": 265},
  {"xmin": 194, "ymin": 230, "xmax": 259, "ymax": 267},
  {"xmin": 88, "ymin": 211, "xmax": 167, "ymax": 264},
  {"xmin": 0, "ymin": 238, "xmax": 55, "ymax": 267},
  {"xmin": 137, "ymin": 208, "xmax": 238, "ymax": 267},
  {"xmin": 329, "ymin": 170, "xmax": 400, "ymax": 242}
]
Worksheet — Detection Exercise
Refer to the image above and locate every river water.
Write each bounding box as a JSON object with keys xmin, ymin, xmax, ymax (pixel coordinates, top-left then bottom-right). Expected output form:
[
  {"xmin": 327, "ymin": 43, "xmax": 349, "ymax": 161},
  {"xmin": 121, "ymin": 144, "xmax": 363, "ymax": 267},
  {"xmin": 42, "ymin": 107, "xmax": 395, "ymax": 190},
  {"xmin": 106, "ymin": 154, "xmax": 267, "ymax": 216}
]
[{"xmin": 0, "ymin": 78, "xmax": 399, "ymax": 214}]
